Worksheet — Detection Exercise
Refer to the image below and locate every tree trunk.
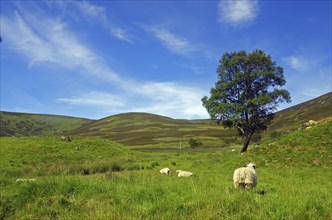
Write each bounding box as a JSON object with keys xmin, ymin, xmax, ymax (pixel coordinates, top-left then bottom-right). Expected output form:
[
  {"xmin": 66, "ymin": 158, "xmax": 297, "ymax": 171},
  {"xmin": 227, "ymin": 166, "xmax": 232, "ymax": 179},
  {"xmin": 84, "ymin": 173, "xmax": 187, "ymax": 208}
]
[{"xmin": 240, "ymin": 130, "xmax": 254, "ymax": 153}]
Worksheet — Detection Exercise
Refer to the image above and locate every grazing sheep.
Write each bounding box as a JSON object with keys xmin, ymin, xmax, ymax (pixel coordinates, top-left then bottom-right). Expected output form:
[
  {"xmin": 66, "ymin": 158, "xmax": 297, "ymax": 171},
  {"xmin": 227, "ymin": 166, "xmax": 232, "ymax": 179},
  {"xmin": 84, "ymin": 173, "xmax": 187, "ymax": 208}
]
[
  {"xmin": 160, "ymin": 168, "xmax": 170, "ymax": 175},
  {"xmin": 301, "ymin": 120, "xmax": 318, "ymax": 130},
  {"xmin": 16, "ymin": 178, "xmax": 37, "ymax": 182},
  {"xmin": 61, "ymin": 136, "xmax": 71, "ymax": 142},
  {"xmin": 176, "ymin": 170, "xmax": 193, "ymax": 177},
  {"xmin": 233, "ymin": 162, "xmax": 257, "ymax": 189}
]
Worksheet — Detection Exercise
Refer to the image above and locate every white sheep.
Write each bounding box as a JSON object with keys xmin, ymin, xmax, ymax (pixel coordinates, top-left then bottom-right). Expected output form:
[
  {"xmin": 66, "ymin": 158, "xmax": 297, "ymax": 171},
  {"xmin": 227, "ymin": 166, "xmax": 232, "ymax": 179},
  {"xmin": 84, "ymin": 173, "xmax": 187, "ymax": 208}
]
[
  {"xmin": 160, "ymin": 167, "xmax": 170, "ymax": 175},
  {"xmin": 61, "ymin": 136, "xmax": 71, "ymax": 142},
  {"xmin": 233, "ymin": 162, "xmax": 257, "ymax": 189},
  {"xmin": 176, "ymin": 170, "xmax": 193, "ymax": 177}
]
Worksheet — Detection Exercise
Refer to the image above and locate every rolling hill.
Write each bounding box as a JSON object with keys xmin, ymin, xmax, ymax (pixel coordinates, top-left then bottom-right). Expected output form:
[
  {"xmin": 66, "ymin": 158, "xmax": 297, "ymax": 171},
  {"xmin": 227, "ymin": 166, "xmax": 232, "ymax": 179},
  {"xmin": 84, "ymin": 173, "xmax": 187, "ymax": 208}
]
[
  {"xmin": 67, "ymin": 112, "xmax": 237, "ymax": 148},
  {"xmin": 68, "ymin": 92, "xmax": 332, "ymax": 148},
  {"xmin": 0, "ymin": 111, "xmax": 92, "ymax": 137},
  {"xmin": 267, "ymin": 92, "xmax": 332, "ymax": 132},
  {"xmin": 1, "ymin": 92, "xmax": 331, "ymax": 147}
]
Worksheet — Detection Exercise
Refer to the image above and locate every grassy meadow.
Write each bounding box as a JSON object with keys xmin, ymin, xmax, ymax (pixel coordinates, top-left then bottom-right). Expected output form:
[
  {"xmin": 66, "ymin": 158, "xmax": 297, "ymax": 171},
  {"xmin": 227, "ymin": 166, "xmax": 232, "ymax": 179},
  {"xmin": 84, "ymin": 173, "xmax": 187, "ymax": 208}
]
[{"xmin": 1, "ymin": 121, "xmax": 331, "ymax": 219}]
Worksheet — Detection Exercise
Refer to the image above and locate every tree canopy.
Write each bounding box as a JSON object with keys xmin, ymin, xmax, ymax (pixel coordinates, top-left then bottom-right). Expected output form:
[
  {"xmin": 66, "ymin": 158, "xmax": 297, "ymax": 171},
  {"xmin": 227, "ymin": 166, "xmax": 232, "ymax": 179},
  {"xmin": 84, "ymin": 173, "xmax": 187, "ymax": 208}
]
[{"xmin": 202, "ymin": 50, "xmax": 291, "ymax": 152}]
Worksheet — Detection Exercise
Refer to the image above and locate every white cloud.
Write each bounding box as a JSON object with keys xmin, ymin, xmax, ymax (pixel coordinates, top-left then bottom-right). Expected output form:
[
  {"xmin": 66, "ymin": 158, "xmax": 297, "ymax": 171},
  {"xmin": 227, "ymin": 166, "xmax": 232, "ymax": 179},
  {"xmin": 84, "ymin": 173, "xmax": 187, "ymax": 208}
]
[
  {"xmin": 110, "ymin": 27, "xmax": 133, "ymax": 43},
  {"xmin": 59, "ymin": 1, "xmax": 133, "ymax": 43},
  {"xmin": 128, "ymin": 81, "xmax": 209, "ymax": 119},
  {"xmin": 58, "ymin": 91, "xmax": 125, "ymax": 107},
  {"xmin": 57, "ymin": 82, "xmax": 209, "ymax": 119},
  {"xmin": 1, "ymin": 8, "xmax": 208, "ymax": 119},
  {"xmin": 283, "ymin": 55, "xmax": 317, "ymax": 72},
  {"xmin": 146, "ymin": 26, "xmax": 198, "ymax": 56},
  {"xmin": 1, "ymin": 11, "xmax": 120, "ymax": 82},
  {"xmin": 218, "ymin": 0, "xmax": 259, "ymax": 27},
  {"xmin": 76, "ymin": 1, "xmax": 133, "ymax": 43},
  {"xmin": 75, "ymin": 1, "xmax": 106, "ymax": 18}
]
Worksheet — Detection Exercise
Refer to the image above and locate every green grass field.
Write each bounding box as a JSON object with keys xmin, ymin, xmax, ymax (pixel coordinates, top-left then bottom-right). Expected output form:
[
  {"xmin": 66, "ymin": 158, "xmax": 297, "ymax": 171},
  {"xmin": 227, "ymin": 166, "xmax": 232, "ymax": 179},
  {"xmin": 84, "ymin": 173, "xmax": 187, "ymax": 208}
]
[{"xmin": 1, "ymin": 121, "xmax": 331, "ymax": 219}]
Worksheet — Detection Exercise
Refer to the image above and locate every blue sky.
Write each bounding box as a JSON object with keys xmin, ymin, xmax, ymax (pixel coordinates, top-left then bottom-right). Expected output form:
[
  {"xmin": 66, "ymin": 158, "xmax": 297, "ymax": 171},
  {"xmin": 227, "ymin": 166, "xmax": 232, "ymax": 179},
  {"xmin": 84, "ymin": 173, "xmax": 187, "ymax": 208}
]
[{"xmin": 1, "ymin": 0, "xmax": 331, "ymax": 119}]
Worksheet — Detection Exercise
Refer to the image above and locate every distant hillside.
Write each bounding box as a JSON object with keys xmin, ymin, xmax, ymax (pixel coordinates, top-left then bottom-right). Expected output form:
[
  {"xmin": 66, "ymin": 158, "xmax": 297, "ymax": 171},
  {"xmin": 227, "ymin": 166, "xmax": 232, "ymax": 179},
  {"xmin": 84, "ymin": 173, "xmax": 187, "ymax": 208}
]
[
  {"xmin": 2, "ymin": 92, "xmax": 331, "ymax": 146},
  {"xmin": 268, "ymin": 92, "xmax": 332, "ymax": 132},
  {"xmin": 69, "ymin": 92, "xmax": 332, "ymax": 148},
  {"xmin": 68, "ymin": 112, "xmax": 237, "ymax": 148},
  {"xmin": 0, "ymin": 111, "xmax": 92, "ymax": 137}
]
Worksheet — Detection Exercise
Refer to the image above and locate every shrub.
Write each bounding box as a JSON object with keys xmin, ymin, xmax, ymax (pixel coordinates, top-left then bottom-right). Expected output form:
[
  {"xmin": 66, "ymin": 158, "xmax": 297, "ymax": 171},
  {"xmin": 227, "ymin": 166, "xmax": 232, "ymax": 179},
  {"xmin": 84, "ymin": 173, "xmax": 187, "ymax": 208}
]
[
  {"xmin": 151, "ymin": 161, "xmax": 160, "ymax": 168},
  {"xmin": 91, "ymin": 165, "xmax": 109, "ymax": 174},
  {"xmin": 111, "ymin": 162, "xmax": 123, "ymax": 172},
  {"xmin": 80, "ymin": 168, "xmax": 90, "ymax": 175},
  {"xmin": 145, "ymin": 166, "xmax": 153, "ymax": 170},
  {"xmin": 127, "ymin": 164, "xmax": 142, "ymax": 171},
  {"xmin": 188, "ymin": 138, "xmax": 202, "ymax": 148}
]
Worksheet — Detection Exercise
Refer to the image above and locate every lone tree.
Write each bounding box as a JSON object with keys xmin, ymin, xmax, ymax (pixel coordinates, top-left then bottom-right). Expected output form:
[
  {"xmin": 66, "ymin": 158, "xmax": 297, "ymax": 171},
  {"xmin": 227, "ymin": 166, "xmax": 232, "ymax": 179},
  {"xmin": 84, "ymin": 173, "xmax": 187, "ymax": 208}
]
[{"xmin": 202, "ymin": 50, "xmax": 291, "ymax": 153}]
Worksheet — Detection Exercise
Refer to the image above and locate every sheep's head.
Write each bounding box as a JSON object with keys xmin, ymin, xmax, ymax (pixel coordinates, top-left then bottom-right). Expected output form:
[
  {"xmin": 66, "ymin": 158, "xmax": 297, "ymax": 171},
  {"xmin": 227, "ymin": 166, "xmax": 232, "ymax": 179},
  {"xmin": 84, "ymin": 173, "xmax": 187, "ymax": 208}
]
[{"xmin": 245, "ymin": 162, "xmax": 256, "ymax": 169}]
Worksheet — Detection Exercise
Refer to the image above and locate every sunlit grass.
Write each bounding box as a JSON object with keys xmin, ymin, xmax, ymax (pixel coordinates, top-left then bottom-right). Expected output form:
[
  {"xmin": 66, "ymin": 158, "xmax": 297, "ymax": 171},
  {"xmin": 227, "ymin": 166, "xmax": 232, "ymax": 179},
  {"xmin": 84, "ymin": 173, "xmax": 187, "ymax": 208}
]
[{"xmin": 1, "ymin": 122, "xmax": 331, "ymax": 219}]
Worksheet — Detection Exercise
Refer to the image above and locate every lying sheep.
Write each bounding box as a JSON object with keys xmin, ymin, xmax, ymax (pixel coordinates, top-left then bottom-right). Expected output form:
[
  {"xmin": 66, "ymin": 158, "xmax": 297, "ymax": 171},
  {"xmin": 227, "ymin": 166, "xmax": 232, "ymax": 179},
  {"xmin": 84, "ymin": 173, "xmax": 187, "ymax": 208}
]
[
  {"xmin": 301, "ymin": 120, "xmax": 318, "ymax": 130},
  {"xmin": 176, "ymin": 170, "xmax": 193, "ymax": 177},
  {"xmin": 160, "ymin": 168, "xmax": 170, "ymax": 175},
  {"xmin": 16, "ymin": 178, "xmax": 37, "ymax": 182},
  {"xmin": 233, "ymin": 162, "xmax": 257, "ymax": 189},
  {"xmin": 61, "ymin": 136, "xmax": 71, "ymax": 142}
]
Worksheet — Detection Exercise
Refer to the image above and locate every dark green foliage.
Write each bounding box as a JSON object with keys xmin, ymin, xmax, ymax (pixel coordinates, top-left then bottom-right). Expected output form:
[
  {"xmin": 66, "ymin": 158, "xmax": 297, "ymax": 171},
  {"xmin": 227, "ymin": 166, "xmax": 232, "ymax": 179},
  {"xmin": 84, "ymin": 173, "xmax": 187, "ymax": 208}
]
[
  {"xmin": 151, "ymin": 161, "xmax": 160, "ymax": 167},
  {"xmin": 127, "ymin": 164, "xmax": 144, "ymax": 171},
  {"xmin": 111, "ymin": 162, "xmax": 124, "ymax": 172},
  {"xmin": 188, "ymin": 138, "xmax": 203, "ymax": 148},
  {"xmin": 80, "ymin": 165, "xmax": 112, "ymax": 175},
  {"xmin": 202, "ymin": 50, "xmax": 291, "ymax": 152}
]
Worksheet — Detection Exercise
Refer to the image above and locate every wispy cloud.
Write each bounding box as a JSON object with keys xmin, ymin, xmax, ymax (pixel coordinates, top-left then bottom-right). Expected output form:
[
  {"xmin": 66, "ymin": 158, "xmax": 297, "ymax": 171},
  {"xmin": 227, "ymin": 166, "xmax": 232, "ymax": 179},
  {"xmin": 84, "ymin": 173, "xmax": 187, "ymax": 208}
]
[
  {"xmin": 283, "ymin": 55, "xmax": 317, "ymax": 72},
  {"xmin": 1, "ymin": 6, "xmax": 208, "ymax": 119},
  {"xmin": 127, "ymin": 81, "xmax": 208, "ymax": 119},
  {"xmin": 58, "ymin": 1, "xmax": 133, "ymax": 43},
  {"xmin": 58, "ymin": 82, "xmax": 209, "ymax": 119},
  {"xmin": 218, "ymin": 0, "xmax": 259, "ymax": 27},
  {"xmin": 145, "ymin": 26, "xmax": 198, "ymax": 56},
  {"xmin": 282, "ymin": 54, "xmax": 331, "ymax": 102},
  {"xmin": 75, "ymin": 1, "xmax": 106, "ymax": 18},
  {"xmin": 76, "ymin": 1, "xmax": 133, "ymax": 43},
  {"xmin": 58, "ymin": 91, "xmax": 125, "ymax": 108},
  {"xmin": 110, "ymin": 27, "xmax": 133, "ymax": 43},
  {"xmin": 1, "ymin": 10, "xmax": 120, "ymax": 82}
]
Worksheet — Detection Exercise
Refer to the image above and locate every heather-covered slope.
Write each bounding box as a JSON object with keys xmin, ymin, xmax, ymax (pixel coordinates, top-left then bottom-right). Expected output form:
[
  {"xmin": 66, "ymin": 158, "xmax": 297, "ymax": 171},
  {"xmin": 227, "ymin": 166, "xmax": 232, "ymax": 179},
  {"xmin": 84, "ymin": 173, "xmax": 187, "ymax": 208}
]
[{"xmin": 0, "ymin": 111, "xmax": 92, "ymax": 137}]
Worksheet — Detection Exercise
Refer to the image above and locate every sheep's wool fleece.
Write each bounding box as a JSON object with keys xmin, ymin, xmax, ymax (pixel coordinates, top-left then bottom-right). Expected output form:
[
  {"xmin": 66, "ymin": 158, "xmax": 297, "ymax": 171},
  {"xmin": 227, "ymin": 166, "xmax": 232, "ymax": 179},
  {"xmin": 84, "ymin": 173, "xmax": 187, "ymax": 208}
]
[
  {"xmin": 233, "ymin": 167, "xmax": 257, "ymax": 188},
  {"xmin": 177, "ymin": 171, "xmax": 193, "ymax": 177},
  {"xmin": 160, "ymin": 168, "xmax": 170, "ymax": 174}
]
